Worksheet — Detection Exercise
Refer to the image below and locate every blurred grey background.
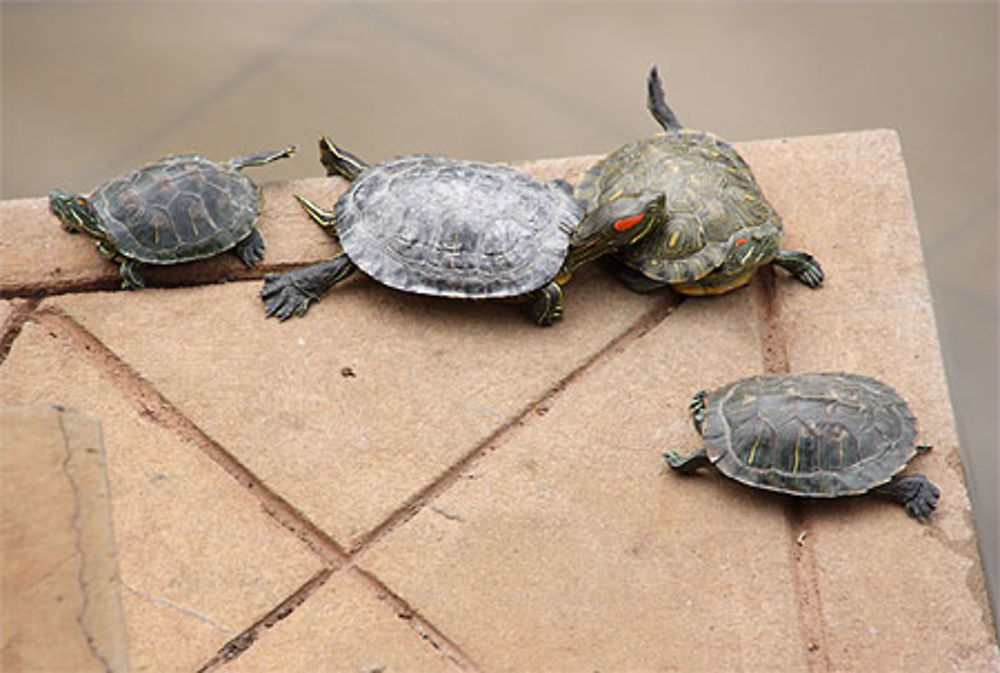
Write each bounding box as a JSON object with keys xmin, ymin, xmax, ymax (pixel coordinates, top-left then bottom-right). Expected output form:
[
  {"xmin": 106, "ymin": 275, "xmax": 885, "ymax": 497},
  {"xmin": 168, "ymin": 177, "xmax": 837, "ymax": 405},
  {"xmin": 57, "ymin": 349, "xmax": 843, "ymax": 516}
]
[{"xmin": 3, "ymin": 2, "xmax": 997, "ymax": 630}]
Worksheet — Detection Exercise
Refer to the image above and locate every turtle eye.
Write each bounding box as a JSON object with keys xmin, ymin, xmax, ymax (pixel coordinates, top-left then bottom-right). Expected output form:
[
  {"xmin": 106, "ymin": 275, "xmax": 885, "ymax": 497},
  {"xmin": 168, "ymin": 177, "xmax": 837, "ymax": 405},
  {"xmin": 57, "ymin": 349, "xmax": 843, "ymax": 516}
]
[{"xmin": 613, "ymin": 214, "xmax": 645, "ymax": 232}]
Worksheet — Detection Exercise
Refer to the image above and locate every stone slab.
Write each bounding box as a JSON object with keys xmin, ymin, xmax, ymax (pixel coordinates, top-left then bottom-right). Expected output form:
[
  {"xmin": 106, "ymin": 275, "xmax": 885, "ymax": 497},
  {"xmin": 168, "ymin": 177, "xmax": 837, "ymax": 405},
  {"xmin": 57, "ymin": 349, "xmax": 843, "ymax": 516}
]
[
  {"xmin": 1, "ymin": 405, "xmax": 129, "ymax": 673},
  {"xmin": 359, "ymin": 294, "xmax": 816, "ymax": 670},
  {"xmin": 45, "ymin": 259, "xmax": 663, "ymax": 548},
  {"xmin": 224, "ymin": 568, "xmax": 459, "ymax": 672},
  {"xmin": 357, "ymin": 130, "xmax": 997, "ymax": 669},
  {"xmin": 0, "ymin": 320, "xmax": 325, "ymax": 670}
]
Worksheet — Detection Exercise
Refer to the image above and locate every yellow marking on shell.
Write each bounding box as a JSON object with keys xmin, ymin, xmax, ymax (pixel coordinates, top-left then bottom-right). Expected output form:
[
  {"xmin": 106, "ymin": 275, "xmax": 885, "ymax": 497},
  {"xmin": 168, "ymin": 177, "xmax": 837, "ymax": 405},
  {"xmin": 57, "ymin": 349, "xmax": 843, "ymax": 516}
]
[
  {"xmin": 668, "ymin": 230, "xmax": 680, "ymax": 248},
  {"xmin": 672, "ymin": 267, "xmax": 756, "ymax": 296},
  {"xmin": 606, "ymin": 187, "xmax": 624, "ymax": 201},
  {"xmin": 793, "ymin": 435, "xmax": 801, "ymax": 474},
  {"xmin": 747, "ymin": 432, "xmax": 761, "ymax": 466}
]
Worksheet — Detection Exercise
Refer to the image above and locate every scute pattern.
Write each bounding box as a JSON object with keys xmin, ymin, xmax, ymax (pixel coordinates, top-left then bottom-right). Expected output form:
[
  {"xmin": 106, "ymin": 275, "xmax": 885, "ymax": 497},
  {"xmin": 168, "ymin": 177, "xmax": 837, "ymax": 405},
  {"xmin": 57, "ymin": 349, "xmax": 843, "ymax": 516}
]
[
  {"xmin": 335, "ymin": 156, "xmax": 582, "ymax": 299},
  {"xmin": 703, "ymin": 373, "xmax": 919, "ymax": 497},
  {"xmin": 577, "ymin": 130, "xmax": 782, "ymax": 284},
  {"xmin": 91, "ymin": 156, "xmax": 258, "ymax": 263}
]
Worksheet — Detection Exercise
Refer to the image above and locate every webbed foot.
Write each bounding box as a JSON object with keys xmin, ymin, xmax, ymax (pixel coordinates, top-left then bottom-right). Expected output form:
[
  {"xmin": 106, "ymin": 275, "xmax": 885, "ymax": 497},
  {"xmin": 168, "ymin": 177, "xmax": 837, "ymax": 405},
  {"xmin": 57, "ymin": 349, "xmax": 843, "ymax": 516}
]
[
  {"xmin": 774, "ymin": 249, "xmax": 824, "ymax": 288},
  {"xmin": 663, "ymin": 447, "xmax": 712, "ymax": 474},
  {"xmin": 233, "ymin": 228, "xmax": 266, "ymax": 267},
  {"xmin": 874, "ymin": 473, "xmax": 940, "ymax": 521},
  {"xmin": 261, "ymin": 254, "xmax": 356, "ymax": 320}
]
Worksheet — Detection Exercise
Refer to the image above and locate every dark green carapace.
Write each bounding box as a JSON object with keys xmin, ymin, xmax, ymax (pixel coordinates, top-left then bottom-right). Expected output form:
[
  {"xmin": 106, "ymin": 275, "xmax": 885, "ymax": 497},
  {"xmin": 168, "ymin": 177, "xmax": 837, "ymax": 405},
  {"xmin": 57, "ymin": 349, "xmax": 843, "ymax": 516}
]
[
  {"xmin": 49, "ymin": 146, "xmax": 296, "ymax": 289},
  {"xmin": 664, "ymin": 373, "xmax": 940, "ymax": 521},
  {"xmin": 578, "ymin": 67, "xmax": 824, "ymax": 296},
  {"xmin": 262, "ymin": 137, "xmax": 666, "ymax": 326}
]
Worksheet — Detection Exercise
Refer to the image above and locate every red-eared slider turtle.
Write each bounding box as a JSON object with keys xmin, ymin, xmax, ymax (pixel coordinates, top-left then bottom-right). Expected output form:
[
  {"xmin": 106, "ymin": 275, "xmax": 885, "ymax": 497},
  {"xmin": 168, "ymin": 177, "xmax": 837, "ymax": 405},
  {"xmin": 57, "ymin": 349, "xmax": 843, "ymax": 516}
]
[
  {"xmin": 49, "ymin": 146, "xmax": 297, "ymax": 289},
  {"xmin": 261, "ymin": 137, "xmax": 664, "ymax": 325},
  {"xmin": 664, "ymin": 373, "xmax": 939, "ymax": 520},
  {"xmin": 577, "ymin": 67, "xmax": 823, "ymax": 296}
]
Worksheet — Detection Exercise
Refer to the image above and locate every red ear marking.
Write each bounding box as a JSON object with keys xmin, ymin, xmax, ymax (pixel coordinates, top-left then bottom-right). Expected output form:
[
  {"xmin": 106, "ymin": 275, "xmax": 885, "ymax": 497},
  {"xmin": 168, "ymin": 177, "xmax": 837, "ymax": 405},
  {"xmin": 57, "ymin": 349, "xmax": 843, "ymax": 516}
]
[
  {"xmin": 613, "ymin": 214, "xmax": 645, "ymax": 232},
  {"xmin": 734, "ymin": 236, "xmax": 748, "ymax": 246}
]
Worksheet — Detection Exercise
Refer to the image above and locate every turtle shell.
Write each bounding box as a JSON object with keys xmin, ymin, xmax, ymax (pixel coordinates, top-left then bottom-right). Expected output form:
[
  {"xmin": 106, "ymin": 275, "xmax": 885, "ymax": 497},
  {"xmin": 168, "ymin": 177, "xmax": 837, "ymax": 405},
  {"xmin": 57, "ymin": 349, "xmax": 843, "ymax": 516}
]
[
  {"xmin": 90, "ymin": 155, "xmax": 259, "ymax": 264},
  {"xmin": 334, "ymin": 155, "xmax": 581, "ymax": 299},
  {"xmin": 702, "ymin": 373, "xmax": 919, "ymax": 497},
  {"xmin": 577, "ymin": 130, "xmax": 781, "ymax": 285}
]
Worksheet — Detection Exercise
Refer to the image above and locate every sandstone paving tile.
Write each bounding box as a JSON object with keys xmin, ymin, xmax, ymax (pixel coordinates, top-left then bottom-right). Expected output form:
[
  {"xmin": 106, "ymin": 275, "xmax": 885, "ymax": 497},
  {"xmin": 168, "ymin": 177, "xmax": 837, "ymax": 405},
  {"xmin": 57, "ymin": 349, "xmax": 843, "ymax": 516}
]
[
  {"xmin": 358, "ymin": 294, "xmax": 819, "ymax": 670},
  {"xmin": 223, "ymin": 568, "xmax": 460, "ymax": 672},
  {"xmin": 0, "ymin": 157, "xmax": 594, "ymax": 296},
  {"xmin": 739, "ymin": 130, "xmax": 931, "ymax": 315},
  {"xmin": 0, "ymin": 319, "xmax": 325, "ymax": 671},
  {"xmin": 780, "ymin": 301, "xmax": 997, "ymax": 670},
  {"xmin": 46, "ymin": 265, "xmax": 663, "ymax": 548}
]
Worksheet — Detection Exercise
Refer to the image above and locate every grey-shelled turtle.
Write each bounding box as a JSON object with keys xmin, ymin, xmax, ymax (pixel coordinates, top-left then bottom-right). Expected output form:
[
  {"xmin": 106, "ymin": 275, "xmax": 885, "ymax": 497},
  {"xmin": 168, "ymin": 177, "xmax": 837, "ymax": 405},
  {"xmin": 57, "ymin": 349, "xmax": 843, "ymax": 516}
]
[
  {"xmin": 49, "ymin": 146, "xmax": 297, "ymax": 289},
  {"xmin": 664, "ymin": 373, "xmax": 940, "ymax": 520},
  {"xmin": 261, "ymin": 137, "xmax": 665, "ymax": 325},
  {"xmin": 577, "ymin": 67, "xmax": 824, "ymax": 296}
]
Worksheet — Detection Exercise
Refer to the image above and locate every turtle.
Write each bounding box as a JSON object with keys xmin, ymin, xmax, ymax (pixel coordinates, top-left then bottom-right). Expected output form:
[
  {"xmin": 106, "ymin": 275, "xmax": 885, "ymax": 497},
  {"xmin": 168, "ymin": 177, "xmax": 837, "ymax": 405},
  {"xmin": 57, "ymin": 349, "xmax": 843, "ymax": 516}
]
[
  {"xmin": 575, "ymin": 66, "xmax": 824, "ymax": 296},
  {"xmin": 663, "ymin": 372, "xmax": 940, "ymax": 521},
  {"xmin": 261, "ymin": 137, "xmax": 666, "ymax": 325},
  {"xmin": 49, "ymin": 145, "xmax": 297, "ymax": 289}
]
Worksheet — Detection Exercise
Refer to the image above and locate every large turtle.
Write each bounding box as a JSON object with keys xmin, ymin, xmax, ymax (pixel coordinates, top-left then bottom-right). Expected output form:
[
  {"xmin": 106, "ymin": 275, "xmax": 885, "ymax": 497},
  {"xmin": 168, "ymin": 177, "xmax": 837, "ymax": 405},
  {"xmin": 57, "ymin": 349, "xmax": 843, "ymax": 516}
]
[
  {"xmin": 49, "ymin": 146, "xmax": 297, "ymax": 289},
  {"xmin": 663, "ymin": 373, "xmax": 940, "ymax": 520},
  {"xmin": 261, "ymin": 137, "xmax": 665, "ymax": 325},
  {"xmin": 576, "ymin": 67, "xmax": 824, "ymax": 296}
]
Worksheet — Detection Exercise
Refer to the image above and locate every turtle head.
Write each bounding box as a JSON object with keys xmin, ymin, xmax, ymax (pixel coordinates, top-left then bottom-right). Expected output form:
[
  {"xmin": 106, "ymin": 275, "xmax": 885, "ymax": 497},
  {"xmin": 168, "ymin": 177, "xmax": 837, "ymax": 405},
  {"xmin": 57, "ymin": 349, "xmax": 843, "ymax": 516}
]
[
  {"xmin": 49, "ymin": 189, "xmax": 106, "ymax": 240},
  {"xmin": 562, "ymin": 194, "xmax": 666, "ymax": 275}
]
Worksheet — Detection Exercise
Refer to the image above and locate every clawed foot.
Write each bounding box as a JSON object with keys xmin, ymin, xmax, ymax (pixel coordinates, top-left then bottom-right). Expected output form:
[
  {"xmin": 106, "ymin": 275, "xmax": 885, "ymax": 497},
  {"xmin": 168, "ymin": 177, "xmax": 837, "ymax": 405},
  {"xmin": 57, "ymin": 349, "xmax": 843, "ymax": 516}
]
[
  {"xmin": 261, "ymin": 272, "xmax": 316, "ymax": 320},
  {"xmin": 234, "ymin": 229, "xmax": 266, "ymax": 267},
  {"xmin": 904, "ymin": 479, "xmax": 941, "ymax": 521}
]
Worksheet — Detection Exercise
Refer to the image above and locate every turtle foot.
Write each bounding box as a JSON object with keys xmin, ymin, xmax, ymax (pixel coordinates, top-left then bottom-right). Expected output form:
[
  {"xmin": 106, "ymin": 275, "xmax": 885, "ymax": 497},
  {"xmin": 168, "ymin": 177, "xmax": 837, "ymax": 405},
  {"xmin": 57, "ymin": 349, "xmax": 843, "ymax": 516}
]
[
  {"xmin": 774, "ymin": 249, "xmax": 824, "ymax": 288},
  {"xmin": 234, "ymin": 229, "xmax": 266, "ymax": 267},
  {"xmin": 261, "ymin": 255, "xmax": 357, "ymax": 321},
  {"xmin": 876, "ymin": 474, "xmax": 940, "ymax": 521}
]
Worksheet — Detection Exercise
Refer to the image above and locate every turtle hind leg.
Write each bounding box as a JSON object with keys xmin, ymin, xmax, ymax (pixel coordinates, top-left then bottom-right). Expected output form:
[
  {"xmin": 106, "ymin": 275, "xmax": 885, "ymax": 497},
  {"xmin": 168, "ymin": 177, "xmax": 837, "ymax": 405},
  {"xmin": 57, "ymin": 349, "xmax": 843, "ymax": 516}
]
[
  {"xmin": 233, "ymin": 228, "xmax": 266, "ymax": 267},
  {"xmin": 773, "ymin": 249, "xmax": 824, "ymax": 288},
  {"xmin": 663, "ymin": 447, "xmax": 712, "ymax": 474},
  {"xmin": 294, "ymin": 194, "xmax": 340, "ymax": 238},
  {"xmin": 319, "ymin": 136, "xmax": 369, "ymax": 181},
  {"xmin": 261, "ymin": 253, "xmax": 357, "ymax": 320},
  {"xmin": 524, "ymin": 282, "xmax": 564, "ymax": 326},
  {"xmin": 873, "ymin": 474, "xmax": 940, "ymax": 521},
  {"xmin": 646, "ymin": 66, "xmax": 682, "ymax": 132},
  {"xmin": 229, "ymin": 145, "xmax": 297, "ymax": 170}
]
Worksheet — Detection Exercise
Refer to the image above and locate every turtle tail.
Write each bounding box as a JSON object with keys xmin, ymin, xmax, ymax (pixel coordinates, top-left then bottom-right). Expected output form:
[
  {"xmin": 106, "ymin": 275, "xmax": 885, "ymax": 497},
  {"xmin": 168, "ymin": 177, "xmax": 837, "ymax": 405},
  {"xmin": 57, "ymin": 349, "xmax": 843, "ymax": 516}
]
[{"xmin": 646, "ymin": 66, "xmax": 682, "ymax": 133}]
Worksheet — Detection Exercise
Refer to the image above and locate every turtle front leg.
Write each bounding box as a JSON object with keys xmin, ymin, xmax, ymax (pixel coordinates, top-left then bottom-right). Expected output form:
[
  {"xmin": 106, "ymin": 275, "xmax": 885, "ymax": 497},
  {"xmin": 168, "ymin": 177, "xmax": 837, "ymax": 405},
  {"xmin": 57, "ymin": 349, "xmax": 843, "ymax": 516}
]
[
  {"xmin": 233, "ymin": 228, "xmax": 266, "ymax": 267},
  {"xmin": 663, "ymin": 447, "xmax": 712, "ymax": 474},
  {"xmin": 97, "ymin": 241, "xmax": 145, "ymax": 290},
  {"xmin": 524, "ymin": 282, "xmax": 564, "ymax": 326},
  {"xmin": 602, "ymin": 256, "xmax": 671, "ymax": 294},
  {"xmin": 773, "ymin": 249, "xmax": 824, "ymax": 288},
  {"xmin": 118, "ymin": 259, "xmax": 146, "ymax": 290},
  {"xmin": 872, "ymin": 474, "xmax": 940, "ymax": 521},
  {"xmin": 261, "ymin": 253, "xmax": 356, "ymax": 320}
]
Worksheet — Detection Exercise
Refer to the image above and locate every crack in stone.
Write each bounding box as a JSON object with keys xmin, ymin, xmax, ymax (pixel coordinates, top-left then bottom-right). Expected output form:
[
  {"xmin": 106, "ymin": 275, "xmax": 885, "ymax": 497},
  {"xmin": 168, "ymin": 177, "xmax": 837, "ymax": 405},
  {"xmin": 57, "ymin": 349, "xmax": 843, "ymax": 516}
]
[
  {"xmin": 122, "ymin": 584, "xmax": 235, "ymax": 635},
  {"xmin": 56, "ymin": 410, "xmax": 116, "ymax": 673}
]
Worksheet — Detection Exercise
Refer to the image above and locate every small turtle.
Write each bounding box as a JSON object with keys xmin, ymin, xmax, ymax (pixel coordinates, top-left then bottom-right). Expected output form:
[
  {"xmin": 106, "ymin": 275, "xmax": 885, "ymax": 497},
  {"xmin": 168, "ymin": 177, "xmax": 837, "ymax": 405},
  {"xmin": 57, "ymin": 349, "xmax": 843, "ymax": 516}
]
[
  {"xmin": 261, "ymin": 137, "xmax": 665, "ymax": 325},
  {"xmin": 663, "ymin": 373, "xmax": 940, "ymax": 520},
  {"xmin": 49, "ymin": 146, "xmax": 297, "ymax": 289},
  {"xmin": 577, "ymin": 67, "xmax": 824, "ymax": 296}
]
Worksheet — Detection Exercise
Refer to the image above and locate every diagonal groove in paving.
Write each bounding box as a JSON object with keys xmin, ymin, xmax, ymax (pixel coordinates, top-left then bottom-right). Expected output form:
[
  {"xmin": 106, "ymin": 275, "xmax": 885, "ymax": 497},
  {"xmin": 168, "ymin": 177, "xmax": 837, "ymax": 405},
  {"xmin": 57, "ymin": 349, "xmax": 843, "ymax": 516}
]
[
  {"xmin": 23, "ymin": 291, "xmax": 679, "ymax": 670},
  {"xmin": 0, "ymin": 298, "xmax": 41, "ymax": 365},
  {"xmin": 752, "ymin": 268, "xmax": 830, "ymax": 671},
  {"xmin": 347, "ymin": 292, "xmax": 685, "ymax": 558},
  {"xmin": 29, "ymin": 305, "xmax": 350, "ymax": 568}
]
